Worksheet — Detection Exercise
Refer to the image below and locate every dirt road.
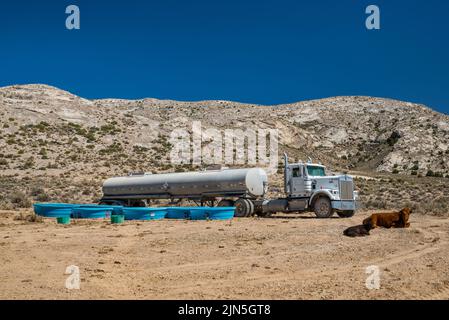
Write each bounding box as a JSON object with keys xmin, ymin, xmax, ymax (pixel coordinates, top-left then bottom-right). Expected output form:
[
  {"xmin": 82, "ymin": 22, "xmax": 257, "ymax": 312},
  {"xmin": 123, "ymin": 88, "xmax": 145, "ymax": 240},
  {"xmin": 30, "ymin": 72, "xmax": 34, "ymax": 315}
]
[{"xmin": 0, "ymin": 210, "xmax": 448, "ymax": 300}]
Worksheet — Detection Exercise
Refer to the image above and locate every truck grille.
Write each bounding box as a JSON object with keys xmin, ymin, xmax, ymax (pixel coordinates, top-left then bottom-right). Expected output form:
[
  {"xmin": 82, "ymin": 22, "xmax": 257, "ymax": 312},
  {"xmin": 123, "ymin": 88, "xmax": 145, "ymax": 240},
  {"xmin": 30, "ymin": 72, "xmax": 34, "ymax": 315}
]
[{"xmin": 340, "ymin": 180, "xmax": 354, "ymax": 200}]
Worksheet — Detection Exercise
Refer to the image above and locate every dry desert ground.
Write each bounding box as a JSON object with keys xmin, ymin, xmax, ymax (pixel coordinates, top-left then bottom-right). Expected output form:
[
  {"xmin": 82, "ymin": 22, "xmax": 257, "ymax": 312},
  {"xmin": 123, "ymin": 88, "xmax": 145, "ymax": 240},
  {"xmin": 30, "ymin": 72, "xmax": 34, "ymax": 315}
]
[{"xmin": 0, "ymin": 209, "xmax": 449, "ymax": 300}]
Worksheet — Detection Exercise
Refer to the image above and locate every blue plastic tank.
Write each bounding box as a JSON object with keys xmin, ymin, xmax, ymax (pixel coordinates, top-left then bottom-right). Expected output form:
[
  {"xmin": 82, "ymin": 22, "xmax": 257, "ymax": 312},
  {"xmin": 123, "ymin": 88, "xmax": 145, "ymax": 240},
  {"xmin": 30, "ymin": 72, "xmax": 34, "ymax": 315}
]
[
  {"xmin": 122, "ymin": 207, "xmax": 167, "ymax": 220},
  {"xmin": 33, "ymin": 203, "xmax": 77, "ymax": 218},
  {"xmin": 72, "ymin": 206, "xmax": 114, "ymax": 219},
  {"xmin": 203, "ymin": 207, "xmax": 235, "ymax": 220},
  {"xmin": 166, "ymin": 207, "xmax": 191, "ymax": 219}
]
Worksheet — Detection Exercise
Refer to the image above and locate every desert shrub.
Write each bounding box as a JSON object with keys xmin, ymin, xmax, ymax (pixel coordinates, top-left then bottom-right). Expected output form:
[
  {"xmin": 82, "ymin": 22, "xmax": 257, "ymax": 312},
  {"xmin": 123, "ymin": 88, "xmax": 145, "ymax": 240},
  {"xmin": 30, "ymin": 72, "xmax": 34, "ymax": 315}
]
[
  {"xmin": 386, "ymin": 131, "xmax": 401, "ymax": 146},
  {"xmin": 30, "ymin": 187, "xmax": 44, "ymax": 197},
  {"xmin": 100, "ymin": 123, "xmax": 121, "ymax": 135},
  {"xmin": 39, "ymin": 148, "xmax": 49, "ymax": 159},
  {"xmin": 99, "ymin": 142, "xmax": 123, "ymax": 155},
  {"xmin": 0, "ymin": 200, "xmax": 14, "ymax": 210},
  {"xmin": 46, "ymin": 163, "xmax": 58, "ymax": 169},
  {"xmin": 363, "ymin": 198, "xmax": 388, "ymax": 210},
  {"xmin": 22, "ymin": 156, "xmax": 35, "ymax": 169},
  {"xmin": 14, "ymin": 212, "xmax": 43, "ymax": 223},
  {"xmin": 415, "ymin": 196, "xmax": 449, "ymax": 216},
  {"xmin": 30, "ymin": 187, "xmax": 51, "ymax": 202},
  {"xmin": 35, "ymin": 121, "xmax": 50, "ymax": 132},
  {"xmin": 8, "ymin": 191, "xmax": 32, "ymax": 208},
  {"xmin": 133, "ymin": 145, "xmax": 150, "ymax": 154}
]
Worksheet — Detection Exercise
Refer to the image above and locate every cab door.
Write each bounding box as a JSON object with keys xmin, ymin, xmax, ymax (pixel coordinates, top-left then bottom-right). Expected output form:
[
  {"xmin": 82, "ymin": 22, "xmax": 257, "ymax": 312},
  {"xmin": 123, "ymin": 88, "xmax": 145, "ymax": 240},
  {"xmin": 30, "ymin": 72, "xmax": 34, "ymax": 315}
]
[{"xmin": 291, "ymin": 165, "xmax": 306, "ymax": 197}]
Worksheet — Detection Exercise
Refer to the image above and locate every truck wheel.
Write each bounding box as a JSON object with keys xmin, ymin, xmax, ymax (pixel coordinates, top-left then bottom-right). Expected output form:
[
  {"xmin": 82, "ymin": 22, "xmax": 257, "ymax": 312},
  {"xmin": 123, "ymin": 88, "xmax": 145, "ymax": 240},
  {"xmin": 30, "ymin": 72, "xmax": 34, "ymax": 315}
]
[
  {"xmin": 244, "ymin": 199, "xmax": 255, "ymax": 217},
  {"xmin": 234, "ymin": 199, "xmax": 249, "ymax": 217},
  {"xmin": 217, "ymin": 199, "xmax": 235, "ymax": 207},
  {"xmin": 313, "ymin": 197, "xmax": 334, "ymax": 218},
  {"xmin": 337, "ymin": 211, "xmax": 355, "ymax": 218}
]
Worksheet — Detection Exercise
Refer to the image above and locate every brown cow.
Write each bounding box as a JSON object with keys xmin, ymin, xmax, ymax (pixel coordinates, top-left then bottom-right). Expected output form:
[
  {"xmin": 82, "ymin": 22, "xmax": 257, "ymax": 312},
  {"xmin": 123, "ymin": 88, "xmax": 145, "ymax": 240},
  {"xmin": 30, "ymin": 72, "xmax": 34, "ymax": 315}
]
[{"xmin": 362, "ymin": 208, "xmax": 412, "ymax": 229}]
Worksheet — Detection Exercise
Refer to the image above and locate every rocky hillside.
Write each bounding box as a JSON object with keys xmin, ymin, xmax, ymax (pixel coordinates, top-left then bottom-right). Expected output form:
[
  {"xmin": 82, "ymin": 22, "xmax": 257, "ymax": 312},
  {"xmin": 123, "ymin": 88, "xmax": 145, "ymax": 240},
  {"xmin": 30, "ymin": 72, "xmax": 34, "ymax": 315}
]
[{"xmin": 1, "ymin": 84, "xmax": 448, "ymax": 213}]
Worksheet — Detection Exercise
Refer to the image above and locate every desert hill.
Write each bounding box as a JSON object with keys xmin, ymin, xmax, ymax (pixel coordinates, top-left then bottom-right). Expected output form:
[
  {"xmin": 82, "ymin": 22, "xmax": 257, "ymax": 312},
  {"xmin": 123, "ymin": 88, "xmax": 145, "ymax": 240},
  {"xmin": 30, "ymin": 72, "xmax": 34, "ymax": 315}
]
[{"xmin": 1, "ymin": 84, "xmax": 448, "ymax": 213}]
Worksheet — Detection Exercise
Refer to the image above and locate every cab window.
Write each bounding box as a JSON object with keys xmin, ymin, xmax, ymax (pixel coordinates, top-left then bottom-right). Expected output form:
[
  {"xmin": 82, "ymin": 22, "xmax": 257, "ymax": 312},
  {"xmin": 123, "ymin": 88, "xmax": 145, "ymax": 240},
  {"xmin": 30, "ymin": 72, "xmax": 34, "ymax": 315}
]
[
  {"xmin": 306, "ymin": 165, "xmax": 326, "ymax": 177},
  {"xmin": 292, "ymin": 167, "xmax": 301, "ymax": 178}
]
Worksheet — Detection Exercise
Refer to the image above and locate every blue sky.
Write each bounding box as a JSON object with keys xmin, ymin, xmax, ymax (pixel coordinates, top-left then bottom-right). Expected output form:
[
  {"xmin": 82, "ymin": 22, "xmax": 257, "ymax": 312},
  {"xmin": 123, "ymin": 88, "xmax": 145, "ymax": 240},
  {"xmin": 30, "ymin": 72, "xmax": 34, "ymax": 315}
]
[{"xmin": 0, "ymin": 0, "xmax": 448, "ymax": 114}]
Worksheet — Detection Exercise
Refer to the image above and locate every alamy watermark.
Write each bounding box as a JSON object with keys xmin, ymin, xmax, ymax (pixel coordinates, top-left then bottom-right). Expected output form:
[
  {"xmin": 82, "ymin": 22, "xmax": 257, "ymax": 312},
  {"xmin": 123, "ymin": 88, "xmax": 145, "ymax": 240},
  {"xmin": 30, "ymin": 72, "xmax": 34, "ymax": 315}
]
[
  {"xmin": 366, "ymin": 5, "xmax": 380, "ymax": 30},
  {"xmin": 169, "ymin": 121, "xmax": 279, "ymax": 174},
  {"xmin": 65, "ymin": 265, "xmax": 80, "ymax": 290},
  {"xmin": 66, "ymin": 5, "xmax": 80, "ymax": 30},
  {"xmin": 365, "ymin": 265, "xmax": 381, "ymax": 290},
  {"xmin": 64, "ymin": 5, "xmax": 380, "ymax": 31}
]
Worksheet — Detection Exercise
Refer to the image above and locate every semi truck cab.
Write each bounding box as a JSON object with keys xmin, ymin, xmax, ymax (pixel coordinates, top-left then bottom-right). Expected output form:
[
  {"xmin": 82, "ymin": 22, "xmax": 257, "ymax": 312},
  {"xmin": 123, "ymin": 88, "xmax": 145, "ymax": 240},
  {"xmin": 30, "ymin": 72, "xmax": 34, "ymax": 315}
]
[{"xmin": 282, "ymin": 154, "xmax": 358, "ymax": 218}]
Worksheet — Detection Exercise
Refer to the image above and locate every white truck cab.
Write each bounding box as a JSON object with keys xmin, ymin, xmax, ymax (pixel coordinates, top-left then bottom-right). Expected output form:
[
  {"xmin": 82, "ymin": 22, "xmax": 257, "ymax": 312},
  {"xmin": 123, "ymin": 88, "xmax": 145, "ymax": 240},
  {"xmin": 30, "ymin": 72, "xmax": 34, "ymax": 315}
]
[{"xmin": 280, "ymin": 154, "xmax": 358, "ymax": 218}]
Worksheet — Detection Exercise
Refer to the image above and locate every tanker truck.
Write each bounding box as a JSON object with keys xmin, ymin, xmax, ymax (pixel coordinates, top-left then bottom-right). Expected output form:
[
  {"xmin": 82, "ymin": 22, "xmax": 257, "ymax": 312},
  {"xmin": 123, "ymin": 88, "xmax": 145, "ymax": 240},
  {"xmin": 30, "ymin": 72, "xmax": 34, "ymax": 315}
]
[{"xmin": 100, "ymin": 154, "xmax": 358, "ymax": 218}]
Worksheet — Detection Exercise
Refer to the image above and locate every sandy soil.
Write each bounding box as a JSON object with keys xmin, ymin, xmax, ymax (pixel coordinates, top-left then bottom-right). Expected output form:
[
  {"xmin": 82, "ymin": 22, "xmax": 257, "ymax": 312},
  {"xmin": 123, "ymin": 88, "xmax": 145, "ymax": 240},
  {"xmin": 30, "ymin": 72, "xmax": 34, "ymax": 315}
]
[{"xmin": 0, "ymin": 210, "xmax": 448, "ymax": 300}]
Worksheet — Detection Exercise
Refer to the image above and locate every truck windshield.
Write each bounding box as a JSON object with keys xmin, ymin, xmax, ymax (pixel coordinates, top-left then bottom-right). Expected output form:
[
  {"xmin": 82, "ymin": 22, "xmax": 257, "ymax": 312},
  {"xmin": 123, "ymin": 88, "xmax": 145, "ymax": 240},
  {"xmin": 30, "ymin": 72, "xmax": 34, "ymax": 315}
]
[{"xmin": 307, "ymin": 166, "xmax": 326, "ymax": 177}]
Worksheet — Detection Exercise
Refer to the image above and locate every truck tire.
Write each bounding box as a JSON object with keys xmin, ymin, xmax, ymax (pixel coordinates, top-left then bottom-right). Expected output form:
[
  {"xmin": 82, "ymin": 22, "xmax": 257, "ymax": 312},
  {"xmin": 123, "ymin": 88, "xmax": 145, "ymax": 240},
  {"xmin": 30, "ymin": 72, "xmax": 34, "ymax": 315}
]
[
  {"xmin": 313, "ymin": 197, "xmax": 334, "ymax": 218},
  {"xmin": 337, "ymin": 211, "xmax": 355, "ymax": 218},
  {"xmin": 217, "ymin": 199, "xmax": 235, "ymax": 207},
  {"xmin": 244, "ymin": 199, "xmax": 255, "ymax": 217},
  {"xmin": 234, "ymin": 199, "xmax": 249, "ymax": 217}
]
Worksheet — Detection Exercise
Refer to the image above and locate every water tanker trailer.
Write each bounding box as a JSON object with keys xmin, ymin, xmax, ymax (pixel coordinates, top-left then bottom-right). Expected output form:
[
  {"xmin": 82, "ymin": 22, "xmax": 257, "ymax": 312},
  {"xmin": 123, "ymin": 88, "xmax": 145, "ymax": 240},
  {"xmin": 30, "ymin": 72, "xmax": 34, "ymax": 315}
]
[{"xmin": 101, "ymin": 154, "xmax": 358, "ymax": 218}]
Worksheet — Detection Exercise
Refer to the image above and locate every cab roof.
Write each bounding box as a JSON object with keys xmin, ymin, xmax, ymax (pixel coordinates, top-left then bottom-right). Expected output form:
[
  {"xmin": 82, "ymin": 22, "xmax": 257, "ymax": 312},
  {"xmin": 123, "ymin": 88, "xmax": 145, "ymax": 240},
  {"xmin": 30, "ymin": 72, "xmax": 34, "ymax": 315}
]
[{"xmin": 290, "ymin": 162, "xmax": 326, "ymax": 168}]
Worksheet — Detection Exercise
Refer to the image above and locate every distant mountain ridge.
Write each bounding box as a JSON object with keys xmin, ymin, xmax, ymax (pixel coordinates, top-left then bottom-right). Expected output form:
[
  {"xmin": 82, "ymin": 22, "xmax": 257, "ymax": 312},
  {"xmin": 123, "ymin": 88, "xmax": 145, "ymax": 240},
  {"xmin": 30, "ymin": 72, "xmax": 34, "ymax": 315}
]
[{"xmin": 1, "ymin": 84, "xmax": 448, "ymax": 180}]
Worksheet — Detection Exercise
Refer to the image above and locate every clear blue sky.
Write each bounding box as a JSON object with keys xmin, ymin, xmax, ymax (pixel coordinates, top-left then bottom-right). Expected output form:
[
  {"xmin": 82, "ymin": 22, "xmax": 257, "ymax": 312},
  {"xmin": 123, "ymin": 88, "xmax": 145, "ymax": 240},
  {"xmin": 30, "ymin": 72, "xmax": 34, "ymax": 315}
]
[{"xmin": 0, "ymin": 0, "xmax": 448, "ymax": 114}]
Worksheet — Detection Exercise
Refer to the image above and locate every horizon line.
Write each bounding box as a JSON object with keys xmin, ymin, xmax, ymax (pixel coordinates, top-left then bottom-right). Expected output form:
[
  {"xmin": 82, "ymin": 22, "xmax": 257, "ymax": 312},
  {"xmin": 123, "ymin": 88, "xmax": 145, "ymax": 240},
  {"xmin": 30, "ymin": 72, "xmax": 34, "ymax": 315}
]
[{"xmin": 0, "ymin": 82, "xmax": 446, "ymax": 115}]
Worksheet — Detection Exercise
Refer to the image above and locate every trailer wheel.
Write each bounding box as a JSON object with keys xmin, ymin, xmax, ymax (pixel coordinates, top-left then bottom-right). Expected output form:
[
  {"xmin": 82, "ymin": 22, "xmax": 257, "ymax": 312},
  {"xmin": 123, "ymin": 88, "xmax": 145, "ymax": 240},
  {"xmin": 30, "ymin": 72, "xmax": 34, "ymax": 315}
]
[
  {"xmin": 313, "ymin": 197, "xmax": 334, "ymax": 218},
  {"xmin": 337, "ymin": 211, "xmax": 355, "ymax": 218},
  {"xmin": 244, "ymin": 199, "xmax": 255, "ymax": 217},
  {"xmin": 217, "ymin": 199, "xmax": 235, "ymax": 207},
  {"xmin": 234, "ymin": 199, "xmax": 249, "ymax": 217}
]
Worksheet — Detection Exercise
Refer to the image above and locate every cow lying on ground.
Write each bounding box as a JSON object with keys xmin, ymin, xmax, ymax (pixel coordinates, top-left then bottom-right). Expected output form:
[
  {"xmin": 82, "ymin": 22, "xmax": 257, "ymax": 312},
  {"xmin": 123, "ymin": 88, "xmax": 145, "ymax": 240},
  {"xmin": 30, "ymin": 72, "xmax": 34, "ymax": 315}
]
[
  {"xmin": 343, "ymin": 208, "xmax": 412, "ymax": 237},
  {"xmin": 362, "ymin": 208, "xmax": 412, "ymax": 229},
  {"xmin": 343, "ymin": 224, "xmax": 372, "ymax": 237}
]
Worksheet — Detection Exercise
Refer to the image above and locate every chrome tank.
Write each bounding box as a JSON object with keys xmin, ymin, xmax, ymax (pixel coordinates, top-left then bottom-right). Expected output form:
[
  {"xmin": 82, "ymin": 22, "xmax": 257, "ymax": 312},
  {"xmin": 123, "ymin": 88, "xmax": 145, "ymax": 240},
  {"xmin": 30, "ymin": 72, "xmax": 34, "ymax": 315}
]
[{"xmin": 102, "ymin": 168, "xmax": 268, "ymax": 199}]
